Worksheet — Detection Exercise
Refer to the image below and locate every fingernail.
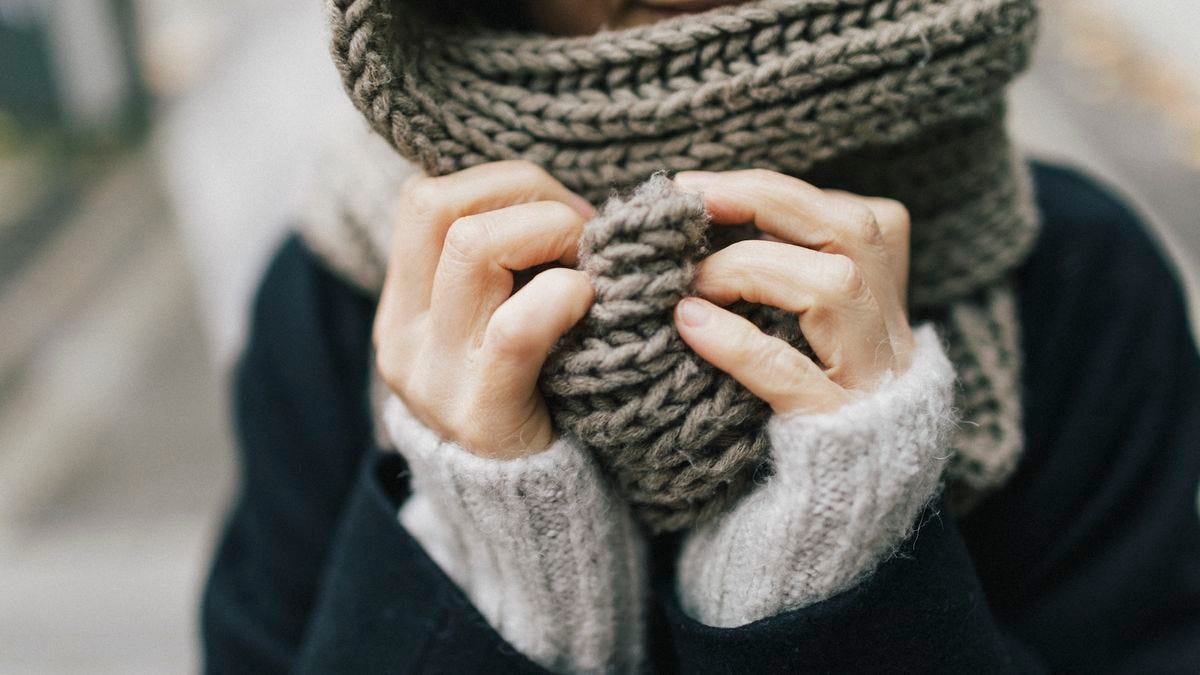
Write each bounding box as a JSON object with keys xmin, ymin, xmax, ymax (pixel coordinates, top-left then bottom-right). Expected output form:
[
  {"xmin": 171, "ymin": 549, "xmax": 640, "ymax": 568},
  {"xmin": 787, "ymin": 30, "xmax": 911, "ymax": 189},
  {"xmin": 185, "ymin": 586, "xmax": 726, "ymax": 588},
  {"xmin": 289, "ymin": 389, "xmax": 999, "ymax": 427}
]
[
  {"xmin": 674, "ymin": 171, "xmax": 718, "ymax": 192},
  {"xmin": 676, "ymin": 298, "xmax": 711, "ymax": 327}
]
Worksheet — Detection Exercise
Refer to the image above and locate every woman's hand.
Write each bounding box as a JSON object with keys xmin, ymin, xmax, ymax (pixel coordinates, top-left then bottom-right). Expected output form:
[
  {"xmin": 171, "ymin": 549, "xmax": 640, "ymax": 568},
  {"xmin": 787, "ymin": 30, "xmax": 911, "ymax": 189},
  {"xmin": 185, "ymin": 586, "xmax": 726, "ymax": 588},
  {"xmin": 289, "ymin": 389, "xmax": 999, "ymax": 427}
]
[
  {"xmin": 374, "ymin": 160, "xmax": 597, "ymax": 460},
  {"xmin": 673, "ymin": 169, "xmax": 915, "ymax": 415}
]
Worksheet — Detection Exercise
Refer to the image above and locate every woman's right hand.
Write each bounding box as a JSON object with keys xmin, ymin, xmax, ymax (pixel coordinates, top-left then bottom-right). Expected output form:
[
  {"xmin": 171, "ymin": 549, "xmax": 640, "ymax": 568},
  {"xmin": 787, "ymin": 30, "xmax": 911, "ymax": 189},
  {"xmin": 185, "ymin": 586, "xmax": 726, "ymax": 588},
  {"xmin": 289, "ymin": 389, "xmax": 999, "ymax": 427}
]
[{"xmin": 373, "ymin": 161, "xmax": 597, "ymax": 460}]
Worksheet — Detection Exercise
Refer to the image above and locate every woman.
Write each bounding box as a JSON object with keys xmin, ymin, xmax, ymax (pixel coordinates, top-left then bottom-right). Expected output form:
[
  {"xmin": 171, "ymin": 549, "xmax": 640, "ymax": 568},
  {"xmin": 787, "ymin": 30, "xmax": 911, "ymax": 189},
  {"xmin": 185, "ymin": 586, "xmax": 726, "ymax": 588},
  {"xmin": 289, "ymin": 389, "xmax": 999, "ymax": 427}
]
[{"xmin": 203, "ymin": 0, "xmax": 1200, "ymax": 672}]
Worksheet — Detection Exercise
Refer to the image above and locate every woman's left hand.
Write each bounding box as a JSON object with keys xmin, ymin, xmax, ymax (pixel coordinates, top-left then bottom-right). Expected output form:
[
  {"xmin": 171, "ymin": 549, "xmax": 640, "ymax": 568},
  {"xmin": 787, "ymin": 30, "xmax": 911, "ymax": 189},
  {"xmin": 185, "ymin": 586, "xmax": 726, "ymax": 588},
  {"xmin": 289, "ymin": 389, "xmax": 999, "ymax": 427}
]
[{"xmin": 673, "ymin": 169, "xmax": 916, "ymax": 415}]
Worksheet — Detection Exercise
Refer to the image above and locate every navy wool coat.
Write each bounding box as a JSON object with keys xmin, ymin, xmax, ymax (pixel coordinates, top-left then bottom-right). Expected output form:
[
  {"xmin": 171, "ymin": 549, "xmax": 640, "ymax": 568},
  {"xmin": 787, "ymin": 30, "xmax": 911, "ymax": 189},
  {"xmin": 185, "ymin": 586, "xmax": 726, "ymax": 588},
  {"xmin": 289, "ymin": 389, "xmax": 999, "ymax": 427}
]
[{"xmin": 202, "ymin": 164, "xmax": 1200, "ymax": 673}]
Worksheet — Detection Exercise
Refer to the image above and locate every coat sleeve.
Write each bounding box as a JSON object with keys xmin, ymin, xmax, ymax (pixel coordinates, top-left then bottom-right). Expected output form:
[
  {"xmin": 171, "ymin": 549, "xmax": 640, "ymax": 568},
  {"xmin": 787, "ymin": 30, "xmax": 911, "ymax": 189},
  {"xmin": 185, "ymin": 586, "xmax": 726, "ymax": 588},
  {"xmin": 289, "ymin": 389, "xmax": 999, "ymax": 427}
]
[
  {"xmin": 200, "ymin": 236, "xmax": 377, "ymax": 673},
  {"xmin": 293, "ymin": 452, "xmax": 555, "ymax": 674},
  {"xmin": 674, "ymin": 325, "xmax": 959, "ymax": 629},
  {"xmin": 957, "ymin": 165, "xmax": 1200, "ymax": 671},
  {"xmin": 655, "ymin": 499, "xmax": 1044, "ymax": 673},
  {"xmin": 200, "ymin": 236, "xmax": 554, "ymax": 674}
]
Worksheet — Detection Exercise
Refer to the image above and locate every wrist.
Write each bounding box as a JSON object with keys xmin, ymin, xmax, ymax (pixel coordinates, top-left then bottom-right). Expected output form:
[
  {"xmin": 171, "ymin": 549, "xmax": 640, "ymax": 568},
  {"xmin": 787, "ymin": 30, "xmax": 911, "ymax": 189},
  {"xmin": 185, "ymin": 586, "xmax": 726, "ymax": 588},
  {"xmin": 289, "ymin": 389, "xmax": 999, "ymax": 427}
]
[
  {"xmin": 396, "ymin": 390, "xmax": 555, "ymax": 460},
  {"xmin": 676, "ymin": 322, "xmax": 957, "ymax": 627},
  {"xmin": 382, "ymin": 391, "xmax": 648, "ymax": 673},
  {"xmin": 452, "ymin": 412, "xmax": 556, "ymax": 461}
]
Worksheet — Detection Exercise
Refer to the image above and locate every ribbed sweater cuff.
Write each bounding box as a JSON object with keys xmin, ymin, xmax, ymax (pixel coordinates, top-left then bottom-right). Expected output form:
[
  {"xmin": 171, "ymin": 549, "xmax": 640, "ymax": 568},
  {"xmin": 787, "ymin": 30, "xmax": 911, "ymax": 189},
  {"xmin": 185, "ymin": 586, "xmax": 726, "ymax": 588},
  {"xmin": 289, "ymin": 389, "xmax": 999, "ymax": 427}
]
[
  {"xmin": 676, "ymin": 323, "xmax": 958, "ymax": 628},
  {"xmin": 381, "ymin": 394, "xmax": 646, "ymax": 674}
]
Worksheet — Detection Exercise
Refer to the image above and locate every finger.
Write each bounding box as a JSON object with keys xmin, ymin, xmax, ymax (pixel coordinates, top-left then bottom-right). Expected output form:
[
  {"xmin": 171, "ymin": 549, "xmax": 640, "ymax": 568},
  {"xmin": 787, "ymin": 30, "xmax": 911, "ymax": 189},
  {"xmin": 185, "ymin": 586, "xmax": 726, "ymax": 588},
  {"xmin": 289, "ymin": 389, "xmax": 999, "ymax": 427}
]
[
  {"xmin": 676, "ymin": 170, "xmax": 909, "ymax": 357},
  {"xmin": 483, "ymin": 267, "xmax": 593, "ymax": 399},
  {"xmin": 826, "ymin": 191, "xmax": 911, "ymax": 307},
  {"xmin": 693, "ymin": 240, "xmax": 893, "ymax": 389},
  {"xmin": 431, "ymin": 200, "xmax": 586, "ymax": 341},
  {"xmin": 674, "ymin": 297, "xmax": 849, "ymax": 413},
  {"xmin": 675, "ymin": 169, "xmax": 872, "ymax": 253},
  {"xmin": 386, "ymin": 160, "xmax": 594, "ymax": 319},
  {"xmin": 827, "ymin": 192, "xmax": 915, "ymax": 369},
  {"xmin": 674, "ymin": 171, "xmax": 892, "ymax": 294}
]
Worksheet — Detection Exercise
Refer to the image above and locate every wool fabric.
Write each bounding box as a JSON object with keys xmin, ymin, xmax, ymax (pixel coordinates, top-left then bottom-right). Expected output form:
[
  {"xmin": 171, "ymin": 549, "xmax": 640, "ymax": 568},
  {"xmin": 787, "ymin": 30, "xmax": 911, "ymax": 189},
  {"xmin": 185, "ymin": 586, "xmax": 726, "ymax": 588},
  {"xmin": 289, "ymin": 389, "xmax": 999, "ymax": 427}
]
[
  {"xmin": 540, "ymin": 176, "xmax": 810, "ymax": 530},
  {"xmin": 677, "ymin": 323, "xmax": 957, "ymax": 626},
  {"xmin": 318, "ymin": 0, "xmax": 1041, "ymax": 530},
  {"xmin": 384, "ymin": 394, "xmax": 646, "ymax": 673}
]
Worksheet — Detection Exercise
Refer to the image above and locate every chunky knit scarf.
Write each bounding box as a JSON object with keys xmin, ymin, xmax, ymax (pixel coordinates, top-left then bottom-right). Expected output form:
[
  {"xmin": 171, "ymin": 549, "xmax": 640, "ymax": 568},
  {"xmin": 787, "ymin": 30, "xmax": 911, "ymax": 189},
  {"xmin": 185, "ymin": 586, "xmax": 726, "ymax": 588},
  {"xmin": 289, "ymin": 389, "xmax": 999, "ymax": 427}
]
[{"xmin": 314, "ymin": 0, "xmax": 1040, "ymax": 531}]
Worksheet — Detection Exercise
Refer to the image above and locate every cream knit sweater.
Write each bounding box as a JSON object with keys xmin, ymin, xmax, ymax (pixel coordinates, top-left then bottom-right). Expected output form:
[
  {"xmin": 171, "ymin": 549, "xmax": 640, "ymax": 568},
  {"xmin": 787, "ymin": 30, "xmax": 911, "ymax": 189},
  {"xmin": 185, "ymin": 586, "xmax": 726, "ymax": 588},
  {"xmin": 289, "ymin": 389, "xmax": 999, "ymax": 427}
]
[{"xmin": 382, "ymin": 324, "xmax": 957, "ymax": 673}]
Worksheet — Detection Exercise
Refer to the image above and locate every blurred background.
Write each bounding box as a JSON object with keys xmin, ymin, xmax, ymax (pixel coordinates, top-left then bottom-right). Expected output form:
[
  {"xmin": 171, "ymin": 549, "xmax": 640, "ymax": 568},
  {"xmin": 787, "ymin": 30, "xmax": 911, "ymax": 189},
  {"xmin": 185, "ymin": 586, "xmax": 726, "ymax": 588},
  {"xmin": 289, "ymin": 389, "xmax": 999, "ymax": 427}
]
[{"xmin": 1, "ymin": 0, "xmax": 1198, "ymax": 671}]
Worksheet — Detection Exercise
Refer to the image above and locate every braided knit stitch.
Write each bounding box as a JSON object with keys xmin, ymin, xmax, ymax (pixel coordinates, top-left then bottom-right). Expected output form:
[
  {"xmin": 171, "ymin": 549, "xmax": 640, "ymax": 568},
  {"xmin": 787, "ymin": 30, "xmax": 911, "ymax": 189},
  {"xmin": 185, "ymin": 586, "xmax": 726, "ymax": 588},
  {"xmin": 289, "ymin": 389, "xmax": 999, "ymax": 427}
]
[
  {"xmin": 320, "ymin": 0, "xmax": 1042, "ymax": 529},
  {"xmin": 541, "ymin": 176, "xmax": 810, "ymax": 530}
]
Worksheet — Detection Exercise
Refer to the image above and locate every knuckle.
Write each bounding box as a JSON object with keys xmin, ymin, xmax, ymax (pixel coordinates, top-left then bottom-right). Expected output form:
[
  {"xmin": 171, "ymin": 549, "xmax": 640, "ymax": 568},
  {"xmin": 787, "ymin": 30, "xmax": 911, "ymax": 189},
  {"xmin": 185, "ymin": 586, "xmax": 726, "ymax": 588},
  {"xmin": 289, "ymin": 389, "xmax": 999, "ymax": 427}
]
[
  {"xmin": 535, "ymin": 200, "xmax": 585, "ymax": 232},
  {"xmin": 827, "ymin": 254, "xmax": 867, "ymax": 297},
  {"xmin": 543, "ymin": 266, "xmax": 591, "ymax": 297},
  {"xmin": 715, "ymin": 239, "xmax": 769, "ymax": 273},
  {"xmin": 697, "ymin": 240, "xmax": 778, "ymax": 300},
  {"xmin": 550, "ymin": 268, "xmax": 596, "ymax": 317},
  {"xmin": 839, "ymin": 202, "xmax": 882, "ymax": 244},
  {"xmin": 729, "ymin": 322, "xmax": 767, "ymax": 361},
  {"xmin": 542, "ymin": 199, "xmax": 583, "ymax": 225},
  {"xmin": 485, "ymin": 313, "xmax": 537, "ymax": 359},
  {"xmin": 401, "ymin": 175, "xmax": 443, "ymax": 218},
  {"xmin": 374, "ymin": 347, "xmax": 408, "ymax": 394},
  {"xmin": 502, "ymin": 159, "xmax": 553, "ymax": 185},
  {"xmin": 443, "ymin": 214, "xmax": 491, "ymax": 263},
  {"xmin": 749, "ymin": 337, "xmax": 796, "ymax": 381},
  {"xmin": 874, "ymin": 197, "xmax": 911, "ymax": 234},
  {"xmin": 693, "ymin": 249, "xmax": 741, "ymax": 291}
]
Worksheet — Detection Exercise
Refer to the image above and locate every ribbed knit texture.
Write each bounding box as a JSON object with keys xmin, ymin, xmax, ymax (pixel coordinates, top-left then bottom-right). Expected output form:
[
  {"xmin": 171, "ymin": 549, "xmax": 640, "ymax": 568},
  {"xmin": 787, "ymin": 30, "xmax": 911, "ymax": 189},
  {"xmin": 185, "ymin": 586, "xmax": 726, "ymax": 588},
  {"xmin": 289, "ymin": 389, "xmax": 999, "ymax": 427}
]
[
  {"xmin": 677, "ymin": 324, "xmax": 958, "ymax": 627},
  {"xmin": 316, "ymin": 0, "xmax": 1041, "ymax": 528},
  {"xmin": 381, "ymin": 324, "xmax": 956, "ymax": 650},
  {"xmin": 541, "ymin": 176, "xmax": 808, "ymax": 531},
  {"xmin": 382, "ymin": 395, "xmax": 646, "ymax": 674}
]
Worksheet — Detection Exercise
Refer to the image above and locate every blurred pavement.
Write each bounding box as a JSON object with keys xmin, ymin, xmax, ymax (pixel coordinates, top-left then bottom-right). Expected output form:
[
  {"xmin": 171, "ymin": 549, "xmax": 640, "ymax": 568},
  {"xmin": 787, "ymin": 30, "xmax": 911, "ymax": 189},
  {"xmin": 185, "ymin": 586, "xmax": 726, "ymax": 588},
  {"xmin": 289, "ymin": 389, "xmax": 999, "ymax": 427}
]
[{"xmin": 0, "ymin": 151, "xmax": 232, "ymax": 672}]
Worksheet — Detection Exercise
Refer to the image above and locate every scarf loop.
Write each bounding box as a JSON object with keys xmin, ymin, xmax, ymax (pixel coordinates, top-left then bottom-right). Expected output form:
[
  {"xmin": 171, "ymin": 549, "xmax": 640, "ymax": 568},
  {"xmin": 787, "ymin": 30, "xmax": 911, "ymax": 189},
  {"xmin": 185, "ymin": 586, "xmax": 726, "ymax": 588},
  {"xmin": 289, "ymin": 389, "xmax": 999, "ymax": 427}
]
[{"xmin": 321, "ymin": 0, "xmax": 1041, "ymax": 530}]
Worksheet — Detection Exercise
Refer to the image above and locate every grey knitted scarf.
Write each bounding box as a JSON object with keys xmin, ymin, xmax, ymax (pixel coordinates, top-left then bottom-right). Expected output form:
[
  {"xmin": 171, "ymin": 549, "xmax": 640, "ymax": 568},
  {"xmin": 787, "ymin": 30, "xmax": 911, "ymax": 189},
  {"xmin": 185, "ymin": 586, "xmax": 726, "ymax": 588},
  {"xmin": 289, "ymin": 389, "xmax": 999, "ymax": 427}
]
[{"xmin": 316, "ymin": 0, "xmax": 1041, "ymax": 531}]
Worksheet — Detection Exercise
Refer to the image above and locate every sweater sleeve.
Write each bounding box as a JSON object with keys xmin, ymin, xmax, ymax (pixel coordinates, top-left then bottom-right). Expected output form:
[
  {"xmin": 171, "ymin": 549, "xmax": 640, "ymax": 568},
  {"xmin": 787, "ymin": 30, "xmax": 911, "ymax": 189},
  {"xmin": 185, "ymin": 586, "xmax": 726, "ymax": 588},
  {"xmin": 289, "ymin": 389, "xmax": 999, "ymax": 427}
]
[
  {"xmin": 676, "ymin": 323, "xmax": 958, "ymax": 627},
  {"xmin": 380, "ymin": 394, "xmax": 647, "ymax": 675}
]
